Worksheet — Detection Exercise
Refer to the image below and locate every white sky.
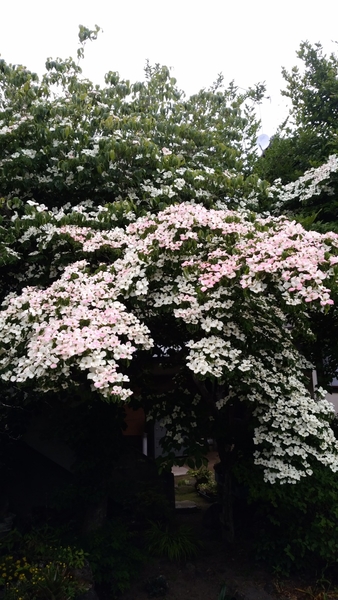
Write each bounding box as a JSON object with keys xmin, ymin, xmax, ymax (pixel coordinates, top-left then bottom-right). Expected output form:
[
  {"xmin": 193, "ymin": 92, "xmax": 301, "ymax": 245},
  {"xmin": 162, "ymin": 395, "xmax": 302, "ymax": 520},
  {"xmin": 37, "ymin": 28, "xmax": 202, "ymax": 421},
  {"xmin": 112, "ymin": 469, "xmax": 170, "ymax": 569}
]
[{"xmin": 1, "ymin": 0, "xmax": 338, "ymax": 136}]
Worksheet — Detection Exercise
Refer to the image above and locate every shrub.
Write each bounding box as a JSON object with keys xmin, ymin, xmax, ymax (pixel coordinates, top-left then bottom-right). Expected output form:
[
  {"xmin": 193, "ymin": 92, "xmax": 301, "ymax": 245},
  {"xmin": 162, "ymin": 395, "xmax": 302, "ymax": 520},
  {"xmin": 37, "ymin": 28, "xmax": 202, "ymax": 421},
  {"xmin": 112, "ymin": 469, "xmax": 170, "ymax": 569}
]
[
  {"xmin": 0, "ymin": 526, "xmax": 90, "ymax": 599},
  {"xmin": 235, "ymin": 459, "xmax": 338, "ymax": 576},
  {"xmin": 187, "ymin": 466, "xmax": 211, "ymax": 486},
  {"xmin": 127, "ymin": 483, "xmax": 172, "ymax": 523},
  {"xmin": 145, "ymin": 521, "xmax": 200, "ymax": 561},
  {"xmin": 0, "ymin": 543, "xmax": 88, "ymax": 600},
  {"xmin": 81, "ymin": 519, "xmax": 144, "ymax": 595},
  {"xmin": 188, "ymin": 466, "xmax": 218, "ymax": 497}
]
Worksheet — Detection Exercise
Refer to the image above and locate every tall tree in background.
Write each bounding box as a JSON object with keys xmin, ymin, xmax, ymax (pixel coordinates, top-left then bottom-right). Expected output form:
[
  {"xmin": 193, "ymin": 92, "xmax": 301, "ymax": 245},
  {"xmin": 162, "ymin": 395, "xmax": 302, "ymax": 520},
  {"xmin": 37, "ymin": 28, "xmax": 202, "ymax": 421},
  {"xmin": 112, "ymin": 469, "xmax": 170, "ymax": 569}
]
[
  {"xmin": 254, "ymin": 42, "xmax": 338, "ymax": 387},
  {"xmin": 0, "ymin": 25, "xmax": 263, "ymax": 215},
  {"xmin": 255, "ymin": 41, "xmax": 338, "ymax": 230}
]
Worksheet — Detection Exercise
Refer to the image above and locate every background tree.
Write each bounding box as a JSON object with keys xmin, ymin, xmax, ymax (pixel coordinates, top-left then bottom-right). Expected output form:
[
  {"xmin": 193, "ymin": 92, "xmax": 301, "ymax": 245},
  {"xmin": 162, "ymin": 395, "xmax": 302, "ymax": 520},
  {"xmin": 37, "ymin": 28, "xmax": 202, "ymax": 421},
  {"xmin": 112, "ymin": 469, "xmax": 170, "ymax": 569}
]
[
  {"xmin": 255, "ymin": 41, "xmax": 338, "ymax": 180},
  {"xmin": 0, "ymin": 29, "xmax": 263, "ymax": 214},
  {"xmin": 255, "ymin": 41, "xmax": 338, "ymax": 232},
  {"xmin": 253, "ymin": 42, "xmax": 338, "ymax": 389}
]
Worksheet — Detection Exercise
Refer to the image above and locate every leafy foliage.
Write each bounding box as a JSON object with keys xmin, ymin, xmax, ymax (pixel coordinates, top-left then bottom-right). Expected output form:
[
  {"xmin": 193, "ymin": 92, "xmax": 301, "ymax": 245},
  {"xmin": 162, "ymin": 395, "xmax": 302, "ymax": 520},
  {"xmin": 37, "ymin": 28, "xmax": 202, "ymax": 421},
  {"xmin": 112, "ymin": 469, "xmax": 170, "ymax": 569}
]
[
  {"xmin": 255, "ymin": 42, "xmax": 338, "ymax": 233},
  {"xmin": 188, "ymin": 466, "xmax": 218, "ymax": 496},
  {"xmin": 282, "ymin": 41, "xmax": 338, "ymax": 132},
  {"xmin": 80, "ymin": 519, "xmax": 144, "ymax": 594},
  {"xmin": 0, "ymin": 527, "xmax": 88, "ymax": 600},
  {"xmin": 253, "ymin": 42, "xmax": 338, "ymax": 399},
  {"xmin": 0, "ymin": 27, "xmax": 262, "ymax": 215},
  {"xmin": 145, "ymin": 521, "xmax": 200, "ymax": 561},
  {"xmin": 235, "ymin": 458, "xmax": 338, "ymax": 576}
]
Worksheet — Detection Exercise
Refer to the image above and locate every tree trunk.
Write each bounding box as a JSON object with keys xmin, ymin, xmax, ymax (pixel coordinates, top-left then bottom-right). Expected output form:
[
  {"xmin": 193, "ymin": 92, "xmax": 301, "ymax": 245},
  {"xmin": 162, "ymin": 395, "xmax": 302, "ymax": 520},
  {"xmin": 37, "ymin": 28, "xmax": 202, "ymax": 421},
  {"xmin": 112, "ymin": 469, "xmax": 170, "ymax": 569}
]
[
  {"xmin": 191, "ymin": 376, "xmax": 236, "ymax": 544},
  {"xmin": 82, "ymin": 495, "xmax": 108, "ymax": 535},
  {"xmin": 220, "ymin": 467, "xmax": 234, "ymax": 544},
  {"xmin": 215, "ymin": 441, "xmax": 235, "ymax": 545}
]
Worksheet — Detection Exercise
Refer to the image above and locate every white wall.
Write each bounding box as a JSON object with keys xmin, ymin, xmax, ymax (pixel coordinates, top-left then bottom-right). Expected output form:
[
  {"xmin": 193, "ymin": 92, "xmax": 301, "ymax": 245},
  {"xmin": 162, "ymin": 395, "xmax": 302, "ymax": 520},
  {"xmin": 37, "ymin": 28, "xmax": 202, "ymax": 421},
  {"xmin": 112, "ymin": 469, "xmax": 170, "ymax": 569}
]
[{"xmin": 326, "ymin": 392, "xmax": 338, "ymax": 414}]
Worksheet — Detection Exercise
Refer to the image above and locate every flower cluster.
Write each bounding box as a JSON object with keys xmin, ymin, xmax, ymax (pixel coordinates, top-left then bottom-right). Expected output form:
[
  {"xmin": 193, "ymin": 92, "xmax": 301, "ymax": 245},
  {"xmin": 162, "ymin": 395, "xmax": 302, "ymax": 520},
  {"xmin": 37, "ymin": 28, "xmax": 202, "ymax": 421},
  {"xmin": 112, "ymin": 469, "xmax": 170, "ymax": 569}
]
[
  {"xmin": 0, "ymin": 261, "xmax": 153, "ymax": 400},
  {"xmin": 268, "ymin": 154, "xmax": 338, "ymax": 213}
]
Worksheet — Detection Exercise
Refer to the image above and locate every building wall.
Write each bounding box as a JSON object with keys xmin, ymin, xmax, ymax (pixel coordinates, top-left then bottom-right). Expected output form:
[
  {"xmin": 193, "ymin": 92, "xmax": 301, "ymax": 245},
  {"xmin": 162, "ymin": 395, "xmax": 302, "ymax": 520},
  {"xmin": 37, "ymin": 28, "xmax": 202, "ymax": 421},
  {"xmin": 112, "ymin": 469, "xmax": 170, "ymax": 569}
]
[{"xmin": 326, "ymin": 392, "xmax": 338, "ymax": 413}]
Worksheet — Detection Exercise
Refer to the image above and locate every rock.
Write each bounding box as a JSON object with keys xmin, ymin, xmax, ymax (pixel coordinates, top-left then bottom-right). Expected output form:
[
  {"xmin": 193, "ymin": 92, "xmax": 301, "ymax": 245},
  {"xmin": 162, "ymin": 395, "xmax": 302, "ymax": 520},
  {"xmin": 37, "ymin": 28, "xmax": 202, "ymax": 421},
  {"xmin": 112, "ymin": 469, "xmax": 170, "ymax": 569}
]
[
  {"xmin": 72, "ymin": 559, "xmax": 94, "ymax": 585},
  {"xmin": 226, "ymin": 581, "xmax": 277, "ymax": 600},
  {"xmin": 76, "ymin": 589, "xmax": 99, "ymax": 600},
  {"xmin": 73, "ymin": 560, "xmax": 97, "ymax": 600},
  {"xmin": 144, "ymin": 575, "xmax": 169, "ymax": 597},
  {"xmin": 185, "ymin": 561, "xmax": 199, "ymax": 578},
  {"xmin": 0, "ymin": 513, "xmax": 15, "ymax": 534},
  {"xmin": 202, "ymin": 502, "xmax": 221, "ymax": 528},
  {"xmin": 175, "ymin": 500, "xmax": 197, "ymax": 511}
]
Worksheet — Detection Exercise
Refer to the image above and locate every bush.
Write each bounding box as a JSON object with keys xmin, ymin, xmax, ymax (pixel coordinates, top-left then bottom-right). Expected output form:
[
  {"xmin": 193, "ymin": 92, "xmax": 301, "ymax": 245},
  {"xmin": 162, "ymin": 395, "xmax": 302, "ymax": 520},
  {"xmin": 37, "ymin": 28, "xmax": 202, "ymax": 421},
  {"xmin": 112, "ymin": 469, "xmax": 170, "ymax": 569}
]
[
  {"xmin": 81, "ymin": 519, "xmax": 144, "ymax": 595},
  {"xmin": 2, "ymin": 562, "xmax": 88, "ymax": 600},
  {"xmin": 0, "ymin": 520, "xmax": 145, "ymax": 598},
  {"xmin": 187, "ymin": 466, "xmax": 211, "ymax": 486},
  {"xmin": 235, "ymin": 460, "xmax": 338, "ymax": 576},
  {"xmin": 187, "ymin": 466, "xmax": 218, "ymax": 497},
  {"xmin": 0, "ymin": 528, "xmax": 89, "ymax": 600},
  {"xmin": 122, "ymin": 481, "xmax": 172, "ymax": 524},
  {"xmin": 145, "ymin": 521, "xmax": 200, "ymax": 561}
]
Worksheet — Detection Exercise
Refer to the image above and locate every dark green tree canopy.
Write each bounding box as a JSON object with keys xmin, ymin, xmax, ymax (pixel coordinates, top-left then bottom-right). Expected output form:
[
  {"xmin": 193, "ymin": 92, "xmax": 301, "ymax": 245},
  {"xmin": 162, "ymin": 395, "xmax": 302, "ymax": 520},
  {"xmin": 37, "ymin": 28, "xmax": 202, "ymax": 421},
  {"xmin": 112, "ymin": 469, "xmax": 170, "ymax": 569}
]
[
  {"xmin": 255, "ymin": 41, "xmax": 338, "ymax": 233},
  {"xmin": 0, "ymin": 28, "xmax": 264, "ymax": 213},
  {"xmin": 282, "ymin": 41, "xmax": 338, "ymax": 132}
]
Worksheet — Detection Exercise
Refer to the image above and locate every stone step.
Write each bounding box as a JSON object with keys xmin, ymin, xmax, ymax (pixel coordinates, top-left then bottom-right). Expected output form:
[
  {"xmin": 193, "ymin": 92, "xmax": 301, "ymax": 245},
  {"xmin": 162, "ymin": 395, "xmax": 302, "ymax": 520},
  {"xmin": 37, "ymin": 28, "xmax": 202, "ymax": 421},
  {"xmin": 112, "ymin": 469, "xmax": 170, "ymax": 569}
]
[{"xmin": 175, "ymin": 499, "xmax": 198, "ymax": 511}]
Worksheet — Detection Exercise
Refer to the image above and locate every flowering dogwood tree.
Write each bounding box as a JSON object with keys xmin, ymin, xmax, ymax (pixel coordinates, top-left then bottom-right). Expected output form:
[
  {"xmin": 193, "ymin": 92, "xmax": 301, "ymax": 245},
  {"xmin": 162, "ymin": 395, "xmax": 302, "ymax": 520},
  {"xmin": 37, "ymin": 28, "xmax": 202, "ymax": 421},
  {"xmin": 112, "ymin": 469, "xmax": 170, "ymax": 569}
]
[
  {"xmin": 259, "ymin": 154, "xmax": 338, "ymax": 387},
  {"xmin": 2, "ymin": 199, "xmax": 338, "ymax": 489}
]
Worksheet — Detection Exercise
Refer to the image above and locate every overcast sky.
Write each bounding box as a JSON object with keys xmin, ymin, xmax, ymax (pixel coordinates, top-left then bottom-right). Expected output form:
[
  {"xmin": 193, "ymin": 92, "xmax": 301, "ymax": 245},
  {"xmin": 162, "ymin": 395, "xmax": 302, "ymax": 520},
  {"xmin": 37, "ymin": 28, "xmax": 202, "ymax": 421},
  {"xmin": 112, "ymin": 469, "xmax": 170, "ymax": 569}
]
[{"xmin": 1, "ymin": 0, "xmax": 338, "ymax": 136}]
